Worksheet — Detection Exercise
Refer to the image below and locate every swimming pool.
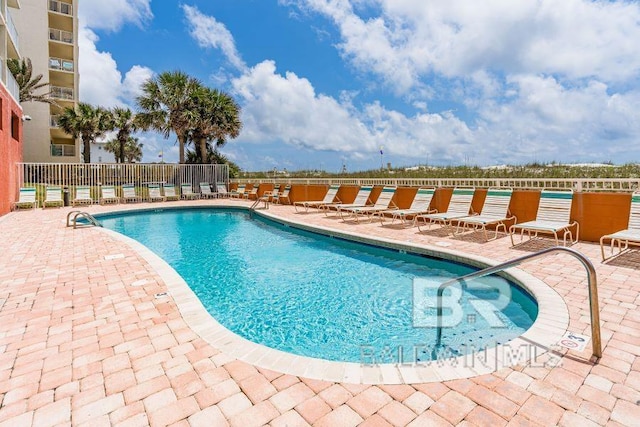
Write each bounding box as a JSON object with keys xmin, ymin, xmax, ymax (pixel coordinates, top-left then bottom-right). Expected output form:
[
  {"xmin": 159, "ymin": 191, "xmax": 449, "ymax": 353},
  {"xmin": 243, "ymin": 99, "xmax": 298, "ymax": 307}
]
[{"xmin": 100, "ymin": 208, "xmax": 538, "ymax": 364}]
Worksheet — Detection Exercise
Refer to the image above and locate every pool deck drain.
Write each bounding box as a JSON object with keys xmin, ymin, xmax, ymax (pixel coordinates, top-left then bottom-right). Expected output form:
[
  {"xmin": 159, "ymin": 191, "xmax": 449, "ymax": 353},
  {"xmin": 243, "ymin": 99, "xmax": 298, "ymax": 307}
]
[{"xmin": 0, "ymin": 199, "xmax": 638, "ymax": 426}]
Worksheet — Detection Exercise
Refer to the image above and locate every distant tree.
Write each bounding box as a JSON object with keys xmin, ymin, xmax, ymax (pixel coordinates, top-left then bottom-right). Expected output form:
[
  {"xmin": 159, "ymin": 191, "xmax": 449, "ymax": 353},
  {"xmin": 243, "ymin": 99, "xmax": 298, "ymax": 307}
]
[
  {"xmin": 136, "ymin": 71, "xmax": 201, "ymax": 164},
  {"xmin": 57, "ymin": 103, "xmax": 110, "ymax": 163},
  {"xmin": 105, "ymin": 107, "xmax": 138, "ymax": 163},
  {"xmin": 188, "ymin": 86, "xmax": 242, "ymax": 163},
  {"xmin": 7, "ymin": 57, "xmax": 54, "ymax": 104},
  {"xmin": 104, "ymin": 136, "xmax": 143, "ymax": 163}
]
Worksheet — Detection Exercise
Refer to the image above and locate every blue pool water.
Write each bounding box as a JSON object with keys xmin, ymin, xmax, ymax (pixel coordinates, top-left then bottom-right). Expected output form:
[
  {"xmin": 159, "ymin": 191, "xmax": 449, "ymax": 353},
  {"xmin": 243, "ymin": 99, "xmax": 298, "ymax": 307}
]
[{"xmin": 100, "ymin": 208, "xmax": 538, "ymax": 363}]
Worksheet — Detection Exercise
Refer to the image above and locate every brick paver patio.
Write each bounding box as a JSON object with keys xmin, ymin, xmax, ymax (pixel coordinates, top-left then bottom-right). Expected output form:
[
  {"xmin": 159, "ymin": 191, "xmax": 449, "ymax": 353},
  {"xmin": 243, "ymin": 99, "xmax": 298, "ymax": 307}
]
[{"xmin": 0, "ymin": 199, "xmax": 639, "ymax": 426}]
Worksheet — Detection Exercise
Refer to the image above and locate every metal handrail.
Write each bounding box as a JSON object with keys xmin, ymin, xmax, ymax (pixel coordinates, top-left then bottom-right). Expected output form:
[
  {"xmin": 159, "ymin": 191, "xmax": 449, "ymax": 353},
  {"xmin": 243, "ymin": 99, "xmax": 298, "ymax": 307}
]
[
  {"xmin": 66, "ymin": 210, "xmax": 102, "ymax": 228},
  {"xmin": 435, "ymin": 246, "xmax": 602, "ymax": 360}
]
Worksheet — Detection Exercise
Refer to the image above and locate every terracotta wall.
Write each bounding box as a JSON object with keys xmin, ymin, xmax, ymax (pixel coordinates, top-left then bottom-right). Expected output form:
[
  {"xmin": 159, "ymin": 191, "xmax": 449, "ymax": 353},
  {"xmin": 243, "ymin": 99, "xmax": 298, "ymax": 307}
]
[
  {"xmin": 0, "ymin": 88, "xmax": 23, "ymax": 216},
  {"xmin": 230, "ymin": 183, "xmax": 634, "ymax": 242}
]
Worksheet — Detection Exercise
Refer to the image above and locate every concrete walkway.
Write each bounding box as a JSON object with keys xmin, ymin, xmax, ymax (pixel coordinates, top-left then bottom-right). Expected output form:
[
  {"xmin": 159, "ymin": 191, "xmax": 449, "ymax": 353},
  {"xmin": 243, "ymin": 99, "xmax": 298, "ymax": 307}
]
[{"xmin": 0, "ymin": 199, "xmax": 638, "ymax": 426}]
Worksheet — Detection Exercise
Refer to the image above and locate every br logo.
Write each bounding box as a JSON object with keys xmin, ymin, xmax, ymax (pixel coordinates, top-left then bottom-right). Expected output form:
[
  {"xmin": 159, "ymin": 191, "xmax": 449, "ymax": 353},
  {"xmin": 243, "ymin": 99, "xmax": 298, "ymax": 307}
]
[{"xmin": 412, "ymin": 276, "xmax": 512, "ymax": 328}]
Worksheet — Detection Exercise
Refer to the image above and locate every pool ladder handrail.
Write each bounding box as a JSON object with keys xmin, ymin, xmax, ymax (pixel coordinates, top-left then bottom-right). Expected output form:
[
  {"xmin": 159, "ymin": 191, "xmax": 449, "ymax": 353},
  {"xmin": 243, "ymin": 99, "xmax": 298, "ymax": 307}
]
[
  {"xmin": 250, "ymin": 194, "xmax": 270, "ymax": 210},
  {"xmin": 66, "ymin": 210, "xmax": 103, "ymax": 229},
  {"xmin": 435, "ymin": 246, "xmax": 602, "ymax": 360}
]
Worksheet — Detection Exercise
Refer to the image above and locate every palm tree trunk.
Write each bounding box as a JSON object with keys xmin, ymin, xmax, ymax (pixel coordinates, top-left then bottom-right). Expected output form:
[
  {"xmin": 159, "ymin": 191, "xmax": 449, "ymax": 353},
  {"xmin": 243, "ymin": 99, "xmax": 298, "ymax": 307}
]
[
  {"xmin": 118, "ymin": 133, "xmax": 126, "ymax": 163},
  {"xmin": 178, "ymin": 134, "xmax": 186, "ymax": 164},
  {"xmin": 83, "ymin": 136, "xmax": 91, "ymax": 163},
  {"xmin": 199, "ymin": 138, "xmax": 208, "ymax": 164}
]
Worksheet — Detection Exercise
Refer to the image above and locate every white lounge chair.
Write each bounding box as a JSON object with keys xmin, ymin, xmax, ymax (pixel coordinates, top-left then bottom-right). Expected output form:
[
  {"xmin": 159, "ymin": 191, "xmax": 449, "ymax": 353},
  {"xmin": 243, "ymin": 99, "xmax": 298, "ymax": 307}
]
[
  {"xmin": 324, "ymin": 186, "xmax": 373, "ymax": 216},
  {"xmin": 99, "ymin": 185, "xmax": 119, "ymax": 205},
  {"xmin": 509, "ymin": 189, "xmax": 578, "ymax": 246},
  {"xmin": 163, "ymin": 184, "xmax": 180, "ymax": 201},
  {"xmin": 72, "ymin": 185, "xmax": 93, "ymax": 206},
  {"xmin": 273, "ymin": 185, "xmax": 291, "ymax": 204},
  {"xmin": 12, "ymin": 187, "xmax": 38, "ymax": 210},
  {"xmin": 378, "ymin": 187, "xmax": 436, "ymax": 225},
  {"xmin": 215, "ymin": 183, "xmax": 230, "ymax": 198},
  {"xmin": 230, "ymin": 185, "xmax": 245, "ymax": 198},
  {"xmin": 243, "ymin": 186, "xmax": 259, "ymax": 200},
  {"xmin": 199, "ymin": 182, "xmax": 216, "ymax": 199},
  {"xmin": 121, "ymin": 184, "xmax": 142, "ymax": 203},
  {"xmin": 181, "ymin": 183, "xmax": 200, "ymax": 200},
  {"xmin": 43, "ymin": 186, "xmax": 64, "ymax": 208},
  {"xmin": 455, "ymin": 188, "xmax": 515, "ymax": 241},
  {"xmin": 339, "ymin": 186, "xmax": 397, "ymax": 222},
  {"xmin": 415, "ymin": 188, "xmax": 476, "ymax": 232},
  {"xmin": 600, "ymin": 191, "xmax": 640, "ymax": 261},
  {"xmin": 294, "ymin": 185, "xmax": 341, "ymax": 212},
  {"xmin": 148, "ymin": 184, "xmax": 166, "ymax": 202}
]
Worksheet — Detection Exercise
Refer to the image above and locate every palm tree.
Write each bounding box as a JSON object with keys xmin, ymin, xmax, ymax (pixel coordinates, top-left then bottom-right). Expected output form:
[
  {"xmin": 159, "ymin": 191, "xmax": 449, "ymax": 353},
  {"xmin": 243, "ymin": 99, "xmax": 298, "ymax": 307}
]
[
  {"xmin": 188, "ymin": 86, "xmax": 242, "ymax": 163},
  {"xmin": 7, "ymin": 57, "xmax": 54, "ymax": 104},
  {"xmin": 105, "ymin": 136, "xmax": 143, "ymax": 163},
  {"xmin": 136, "ymin": 71, "xmax": 201, "ymax": 164},
  {"xmin": 106, "ymin": 107, "xmax": 138, "ymax": 163},
  {"xmin": 57, "ymin": 103, "xmax": 110, "ymax": 163}
]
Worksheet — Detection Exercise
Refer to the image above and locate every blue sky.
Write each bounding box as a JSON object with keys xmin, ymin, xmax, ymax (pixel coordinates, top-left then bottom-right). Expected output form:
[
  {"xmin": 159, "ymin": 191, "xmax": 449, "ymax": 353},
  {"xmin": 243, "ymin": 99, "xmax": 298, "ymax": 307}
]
[{"xmin": 79, "ymin": 1, "xmax": 640, "ymax": 171}]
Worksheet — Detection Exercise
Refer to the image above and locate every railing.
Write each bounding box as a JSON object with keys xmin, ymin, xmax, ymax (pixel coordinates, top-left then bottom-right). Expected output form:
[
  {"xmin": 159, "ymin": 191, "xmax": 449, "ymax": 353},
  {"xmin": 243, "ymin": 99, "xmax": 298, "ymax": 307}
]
[
  {"xmin": 49, "ymin": 28, "xmax": 73, "ymax": 44},
  {"xmin": 49, "ymin": 0, "xmax": 73, "ymax": 16},
  {"xmin": 233, "ymin": 177, "xmax": 640, "ymax": 192},
  {"xmin": 6, "ymin": 67, "xmax": 20, "ymax": 103},
  {"xmin": 5, "ymin": 7, "xmax": 19, "ymax": 52},
  {"xmin": 50, "ymin": 115, "xmax": 60, "ymax": 127},
  {"xmin": 66, "ymin": 211, "xmax": 101, "ymax": 228},
  {"xmin": 17, "ymin": 163, "xmax": 230, "ymax": 201},
  {"xmin": 50, "ymin": 144, "xmax": 76, "ymax": 157},
  {"xmin": 435, "ymin": 246, "xmax": 602, "ymax": 360},
  {"xmin": 50, "ymin": 85, "xmax": 74, "ymax": 100},
  {"xmin": 49, "ymin": 57, "xmax": 74, "ymax": 72}
]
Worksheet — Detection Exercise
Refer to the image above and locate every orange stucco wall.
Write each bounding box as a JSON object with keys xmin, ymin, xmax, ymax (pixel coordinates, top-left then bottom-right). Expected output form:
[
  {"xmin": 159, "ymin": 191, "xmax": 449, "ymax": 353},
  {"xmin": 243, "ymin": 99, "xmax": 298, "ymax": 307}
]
[
  {"xmin": 0, "ymin": 88, "xmax": 23, "ymax": 216},
  {"xmin": 231, "ymin": 183, "xmax": 637, "ymax": 243}
]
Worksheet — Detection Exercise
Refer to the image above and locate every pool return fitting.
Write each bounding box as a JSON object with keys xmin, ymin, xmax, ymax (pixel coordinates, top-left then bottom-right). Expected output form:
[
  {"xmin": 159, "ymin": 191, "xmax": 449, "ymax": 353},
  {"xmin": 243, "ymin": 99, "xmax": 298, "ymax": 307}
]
[{"xmin": 435, "ymin": 246, "xmax": 602, "ymax": 362}]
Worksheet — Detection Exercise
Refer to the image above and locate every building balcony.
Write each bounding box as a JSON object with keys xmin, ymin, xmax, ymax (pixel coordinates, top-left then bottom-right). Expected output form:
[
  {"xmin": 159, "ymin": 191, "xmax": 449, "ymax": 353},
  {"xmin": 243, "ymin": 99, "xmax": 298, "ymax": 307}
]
[
  {"xmin": 49, "ymin": 57, "xmax": 74, "ymax": 72},
  {"xmin": 5, "ymin": 7, "xmax": 20, "ymax": 55},
  {"xmin": 50, "ymin": 85, "xmax": 73, "ymax": 100},
  {"xmin": 50, "ymin": 143, "xmax": 75, "ymax": 157},
  {"xmin": 6, "ymin": 66, "xmax": 20, "ymax": 103},
  {"xmin": 49, "ymin": 0, "xmax": 72, "ymax": 16},
  {"xmin": 49, "ymin": 27, "xmax": 73, "ymax": 44}
]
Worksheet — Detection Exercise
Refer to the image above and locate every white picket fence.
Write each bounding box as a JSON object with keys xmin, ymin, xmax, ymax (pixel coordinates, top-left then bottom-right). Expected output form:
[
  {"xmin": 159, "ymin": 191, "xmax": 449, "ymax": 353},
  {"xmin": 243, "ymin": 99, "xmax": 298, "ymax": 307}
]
[{"xmin": 17, "ymin": 163, "xmax": 229, "ymax": 201}]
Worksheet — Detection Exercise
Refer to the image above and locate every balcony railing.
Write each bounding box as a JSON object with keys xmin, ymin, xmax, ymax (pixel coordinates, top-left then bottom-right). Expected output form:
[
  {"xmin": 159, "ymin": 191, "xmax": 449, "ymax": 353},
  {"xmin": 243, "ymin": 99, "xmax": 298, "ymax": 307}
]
[
  {"xmin": 49, "ymin": 28, "xmax": 73, "ymax": 44},
  {"xmin": 49, "ymin": 57, "xmax": 74, "ymax": 72},
  {"xmin": 6, "ymin": 67, "xmax": 20, "ymax": 102},
  {"xmin": 50, "ymin": 144, "xmax": 76, "ymax": 157},
  {"xmin": 5, "ymin": 8, "xmax": 19, "ymax": 52},
  {"xmin": 49, "ymin": 0, "xmax": 73, "ymax": 16},
  {"xmin": 50, "ymin": 85, "xmax": 74, "ymax": 100},
  {"xmin": 50, "ymin": 115, "xmax": 60, "ymax": 127}
]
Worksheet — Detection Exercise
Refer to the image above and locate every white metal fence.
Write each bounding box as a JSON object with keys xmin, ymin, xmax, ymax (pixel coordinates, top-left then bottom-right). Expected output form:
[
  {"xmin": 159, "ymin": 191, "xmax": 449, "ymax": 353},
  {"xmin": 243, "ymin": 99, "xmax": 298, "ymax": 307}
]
[
  {"xmin": 17, "ymin": 163, "xmax": 229, "ymax": 202},
  {"xmin": 234, "ymin": 177, "xmax": 640, "ymax": 192}
]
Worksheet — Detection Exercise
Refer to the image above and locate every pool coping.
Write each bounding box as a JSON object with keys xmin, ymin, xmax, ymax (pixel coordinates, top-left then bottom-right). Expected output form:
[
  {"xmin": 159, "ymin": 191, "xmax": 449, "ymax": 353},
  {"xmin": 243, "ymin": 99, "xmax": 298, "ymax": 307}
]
[{"xmin": 96, "ymin": 204, "xmax": 570, "ymax": 384}]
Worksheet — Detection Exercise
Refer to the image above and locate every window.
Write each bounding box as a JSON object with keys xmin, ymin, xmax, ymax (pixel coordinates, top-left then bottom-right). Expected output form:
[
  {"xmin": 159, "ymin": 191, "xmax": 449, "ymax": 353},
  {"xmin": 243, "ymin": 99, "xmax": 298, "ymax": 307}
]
[{"xmin": 11, "ymin": 113, "xmax": 19, "ymax": 140}]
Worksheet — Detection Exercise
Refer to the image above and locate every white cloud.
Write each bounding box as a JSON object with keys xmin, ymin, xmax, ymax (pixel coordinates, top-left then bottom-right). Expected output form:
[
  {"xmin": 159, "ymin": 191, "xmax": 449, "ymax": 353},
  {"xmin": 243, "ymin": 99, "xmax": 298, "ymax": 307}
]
[
  {"xmin": 289, "ymin": 0, "xmax": 640, "ymax": 91},
  {"xmin": 231, "ymin": 60, "xmax": 476, "ymax": 164},
  {"xmin": 78, "ymin": 28, "xmax": 154, "ymax": 109},
  {"xmin": 78, "ymin": 27, "xmax": 123, "ymax": 107},
  {"xmin": 78, "ymin": 0, "xmax": 152, "ymax": 32},
  {"xmin": 182, "ymin": 5, "xmax": 247, "ymax": 72}
]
